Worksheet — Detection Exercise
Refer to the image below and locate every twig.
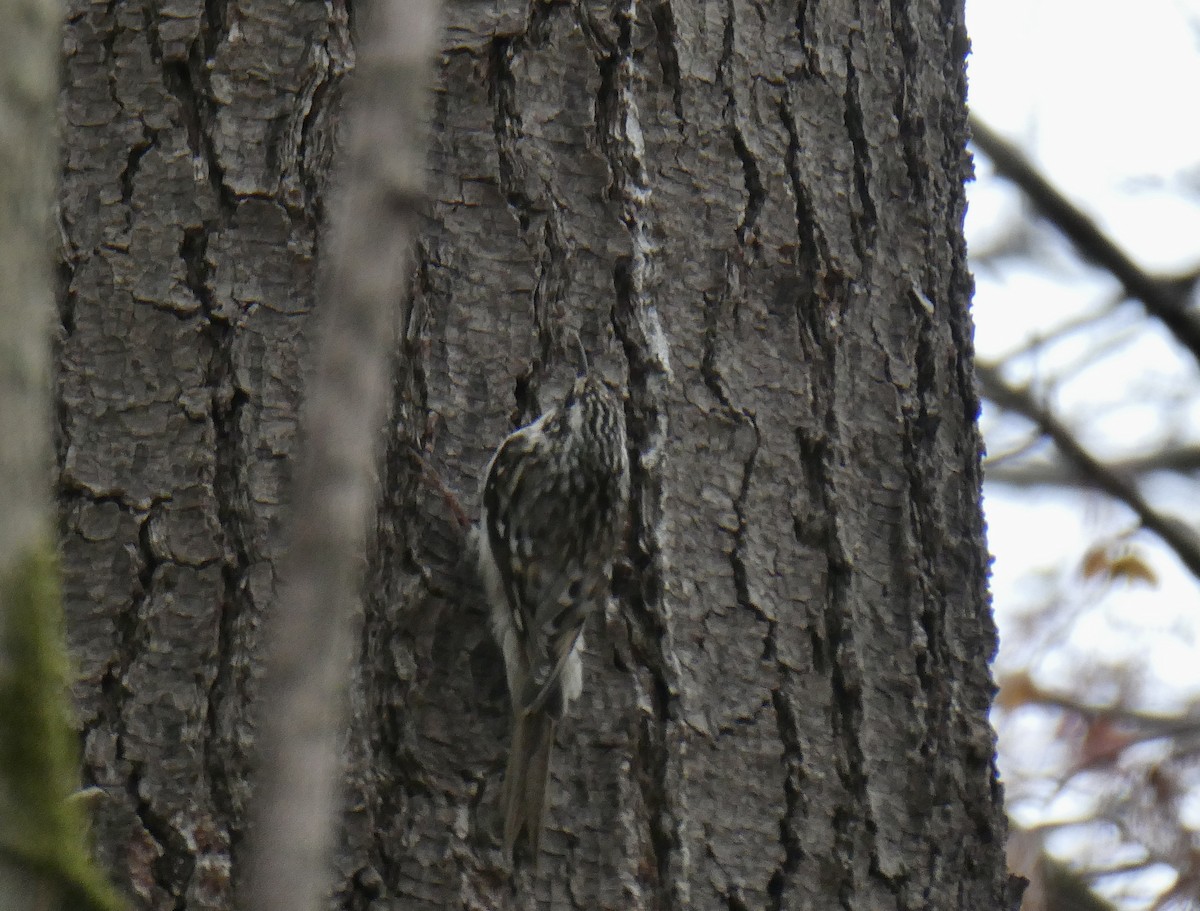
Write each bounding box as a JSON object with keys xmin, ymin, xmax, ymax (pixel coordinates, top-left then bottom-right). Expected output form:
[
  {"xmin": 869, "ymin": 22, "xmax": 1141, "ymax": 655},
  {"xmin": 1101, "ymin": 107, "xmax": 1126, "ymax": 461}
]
[
  {"xmin": 408, "ymin": 447, "xmax": 472, "ymax": 530},
  {"xmin": 997, "ymin": 302, "xmax": 1117, "ymax": 364},
  {"xmin": 983, "ymin": 431, "xmax": 1046, "ymax": 470},
  {"xmin": 1017, "ymin": 688, "xmax": 1200, "ymax": 741},
  {"xmin": 977, "ymin": 362, "xmax": 1200, "ymax": 580},
  {"xmin": 985, "ymin": 444, "xmax": 1200, "ymax": 489},
  {"xmin": 243, "ymin": 3, "xmax": 441, "ymax": 910},
  {"xmin": 969, "ymin": 115, "xmax": 1200, "ymax": 364}
]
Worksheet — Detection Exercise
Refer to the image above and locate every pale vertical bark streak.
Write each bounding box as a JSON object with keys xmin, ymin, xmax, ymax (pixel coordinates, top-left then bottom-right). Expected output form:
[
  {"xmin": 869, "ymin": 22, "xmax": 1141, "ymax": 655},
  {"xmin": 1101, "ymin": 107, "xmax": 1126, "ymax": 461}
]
[
  {"xmin": 0, "ymin": 0, "xmax": 121, "ymax": 905},
  {"xmin": 0, "ymin": 0, "xmax": 58, "ymax": 572},
  {"xmin": 242, "ymin": 3, "xmax": 440, "ymax": 910}
]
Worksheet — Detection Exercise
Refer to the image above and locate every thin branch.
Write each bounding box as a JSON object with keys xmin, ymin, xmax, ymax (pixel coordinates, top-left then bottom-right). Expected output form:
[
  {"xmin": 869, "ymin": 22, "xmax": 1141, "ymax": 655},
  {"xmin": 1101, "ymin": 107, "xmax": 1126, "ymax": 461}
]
[
  {"xmin": 1047, "ymin": 323, "xmax": 1142, "ymax": 387},
  {"xmin": 998, "ymin": 301, "xmax": 1117, "ymax": 364},
  {"xmin": 977, "ymin": 362, "xmax": 1200, "ymax": 580},
  {"xmin": 1081, "ymin": 860, "xmax": 1155, "ymax": 881},
  {"xmin": 1019, "ymin": 691, "xmax": 1200, "ymax": 741},
  {"xmin": 985, "ymin": 444, "xmax": 1200, "ymax": 489},
  {"xmin": 1007, "ymin": 826, "xmax": 1121, "ymax": 911},
  {"xmin": 983, "ymin": 431, "xmax": 1046, "ymax": 470},
  {"xmin": 969, "ymin": 115, "xmax": 1200, "ymax": 364},
  {"xmin": 243, "ymin": 3, "xmax": 441, "ymax": 910}
]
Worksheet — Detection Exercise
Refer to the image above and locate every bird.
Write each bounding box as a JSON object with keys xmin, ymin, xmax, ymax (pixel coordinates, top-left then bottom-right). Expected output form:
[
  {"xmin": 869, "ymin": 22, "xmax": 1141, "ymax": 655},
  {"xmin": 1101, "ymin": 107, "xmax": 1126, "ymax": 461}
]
[{"xmin": 475, "ymin": 366, "xmax": 630, "ymax": 860}]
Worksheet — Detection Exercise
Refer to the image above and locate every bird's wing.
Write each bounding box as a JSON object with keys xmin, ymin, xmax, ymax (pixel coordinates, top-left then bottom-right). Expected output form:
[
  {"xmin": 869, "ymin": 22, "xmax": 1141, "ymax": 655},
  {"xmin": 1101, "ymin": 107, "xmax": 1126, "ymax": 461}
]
[{"xmin": 482, "ymin": 429, "xmax": 595, "ymax": 709}]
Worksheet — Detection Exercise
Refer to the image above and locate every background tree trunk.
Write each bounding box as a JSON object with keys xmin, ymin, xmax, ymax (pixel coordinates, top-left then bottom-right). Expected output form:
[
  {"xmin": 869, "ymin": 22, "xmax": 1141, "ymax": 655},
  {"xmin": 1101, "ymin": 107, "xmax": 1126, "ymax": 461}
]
[
  {"xmin": 58, "ymin": 1, "xmax": 1012, "ymax": 910},
  {"xmin": 1, "ymin": 0, "xmax": 122, "ymax": 904},
  {"xmin": 57, "ymin": 0, "xmax": 346, "ymax": 905}
]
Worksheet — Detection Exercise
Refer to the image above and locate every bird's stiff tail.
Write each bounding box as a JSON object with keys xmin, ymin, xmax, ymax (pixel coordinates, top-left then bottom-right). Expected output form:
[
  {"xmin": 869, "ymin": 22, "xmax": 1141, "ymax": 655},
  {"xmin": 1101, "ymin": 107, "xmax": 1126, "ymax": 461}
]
[{"xmin": 501, "ymin": 706, "xmax": 556, "ymax": 861}]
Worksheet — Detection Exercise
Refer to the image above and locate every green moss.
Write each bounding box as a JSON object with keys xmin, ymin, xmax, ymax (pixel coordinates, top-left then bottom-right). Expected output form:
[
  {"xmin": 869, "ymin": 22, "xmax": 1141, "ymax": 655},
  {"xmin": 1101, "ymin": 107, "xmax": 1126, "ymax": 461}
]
[{"xmin": 0, "ymin": 540, "xmax": 125, "ymax": 911}]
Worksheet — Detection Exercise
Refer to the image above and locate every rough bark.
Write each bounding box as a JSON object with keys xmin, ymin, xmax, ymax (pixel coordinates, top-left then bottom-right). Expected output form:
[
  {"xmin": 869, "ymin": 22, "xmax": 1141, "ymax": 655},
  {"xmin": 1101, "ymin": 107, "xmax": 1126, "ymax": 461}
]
[
  {"xmin": 58, "ymin": 1, "xmax": 1011, "ymax": 910},
  {"xmin": 57, "ymin": 0, "xmax": 346, "ymax": 905},
  {"xmin": 365, "ymin": 2, "xmax": 1008, "ymax": 910}
]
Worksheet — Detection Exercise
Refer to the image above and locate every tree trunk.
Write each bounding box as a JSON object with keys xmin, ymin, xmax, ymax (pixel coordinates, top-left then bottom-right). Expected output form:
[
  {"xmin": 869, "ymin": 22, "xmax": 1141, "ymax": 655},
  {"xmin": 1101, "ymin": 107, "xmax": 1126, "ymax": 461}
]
[
  {"xmin": 58, "ymin": 1, "xmax": 1012, "ymax": 910},
  {"xmin": 57, "ymin": 0, "xmax": 345, "ymax": 906}
]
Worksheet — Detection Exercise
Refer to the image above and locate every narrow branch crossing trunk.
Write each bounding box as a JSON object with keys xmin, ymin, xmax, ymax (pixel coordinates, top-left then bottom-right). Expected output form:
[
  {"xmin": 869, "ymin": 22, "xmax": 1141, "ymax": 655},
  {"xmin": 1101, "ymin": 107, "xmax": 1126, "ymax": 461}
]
[{"xmin": 243, "ymin": 3, "xmax": 439, "ymax": 910}]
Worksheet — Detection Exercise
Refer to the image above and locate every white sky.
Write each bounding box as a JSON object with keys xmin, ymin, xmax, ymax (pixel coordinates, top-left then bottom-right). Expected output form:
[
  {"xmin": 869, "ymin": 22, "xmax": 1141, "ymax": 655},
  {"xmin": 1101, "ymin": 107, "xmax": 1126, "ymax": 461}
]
[
  {"xmin": 966, "ymin": 6, "xmax": 1200, "ymax": 897},
  {"xmin": 967, "ymin": 0, "xmax": 1200, "ymax": 685},
  {"xmin": 966, "ymin": 4, "xmax": 1200, "ymax": 902},
  {"xmin": 969, "ymin": 0, "xmax": 1200, "ymax": 270}
]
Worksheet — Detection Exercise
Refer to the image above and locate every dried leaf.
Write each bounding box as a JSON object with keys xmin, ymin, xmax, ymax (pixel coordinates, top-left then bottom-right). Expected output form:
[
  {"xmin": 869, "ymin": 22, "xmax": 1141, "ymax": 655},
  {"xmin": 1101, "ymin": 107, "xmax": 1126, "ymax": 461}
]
[
  {"xmin": 996, "ymin": 672, "xmax": 1043, "ymax": 711},
  {"xmin": 1076, "ymin": 718, "xmax": 1135, "ymax": 769},
  {"xmin": 1107, "ymin": 553, "xmax": 1158, "ymax": 586},
  {"xmin": 1080, "ymin": 546, "xmax": 1111, "ymax": 580}
]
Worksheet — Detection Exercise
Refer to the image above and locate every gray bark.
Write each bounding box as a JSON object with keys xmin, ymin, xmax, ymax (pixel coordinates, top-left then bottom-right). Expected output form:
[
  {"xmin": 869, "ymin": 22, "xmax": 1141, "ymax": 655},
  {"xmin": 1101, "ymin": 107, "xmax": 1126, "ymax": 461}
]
[
  {"xmin": 58, "ymin": 0, "xmax": 345, "ymax": 906},
  {"xmin": 58, "ymin": 1, "xmax": 1012, "ymax": 910}
]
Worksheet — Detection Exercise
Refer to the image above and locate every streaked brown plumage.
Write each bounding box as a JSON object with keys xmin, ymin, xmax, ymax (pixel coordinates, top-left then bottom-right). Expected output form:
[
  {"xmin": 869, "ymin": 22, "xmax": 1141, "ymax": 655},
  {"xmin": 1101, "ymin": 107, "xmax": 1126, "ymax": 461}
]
[{"xmin": 476, "ymin": 372, "xmax": 629, "ymax": 860}]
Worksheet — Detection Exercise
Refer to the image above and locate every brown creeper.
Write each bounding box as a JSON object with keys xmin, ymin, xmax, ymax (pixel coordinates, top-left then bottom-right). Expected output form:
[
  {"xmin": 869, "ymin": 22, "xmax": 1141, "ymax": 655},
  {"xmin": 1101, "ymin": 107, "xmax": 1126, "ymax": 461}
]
[{"xmin": 476, "ymin": 371, "xmax": 630, "ymax": 859}]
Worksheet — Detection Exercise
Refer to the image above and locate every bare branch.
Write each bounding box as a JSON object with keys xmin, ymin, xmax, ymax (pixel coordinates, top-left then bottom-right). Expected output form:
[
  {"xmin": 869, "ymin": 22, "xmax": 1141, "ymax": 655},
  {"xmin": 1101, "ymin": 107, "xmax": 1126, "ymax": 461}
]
[
  {"xmin": 1080, "ymin": 860, "xmax": 1155, "ymax": 880},
  {"xmin": 983, "ymin": 432, "xmax": 1046, "ymax": 471},
  {"xmin": 1015, "ymin": 690, "xmax": 1200, "ymax": 742},
  {"xmin": 985, "ymin": 444, "xmax": 1200, "ymax": 489},
  {"xmin": 243, "ymin": 3, "xmax": 441, "ymax": 910},
  {"xmin": 977, "ymin": 362, "xmax": 1200, "ymax": 579},
  {"xmin": 969, "ymin": 115, "xmax": 1200, "ymax": 364},
  {"xmin": 997, "ymin": 302, "xmax": 1118, "ymax": 364},
  {"xmin": 1007, "ymin": 826, "xmax": 1121, "ymax": 911}
]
